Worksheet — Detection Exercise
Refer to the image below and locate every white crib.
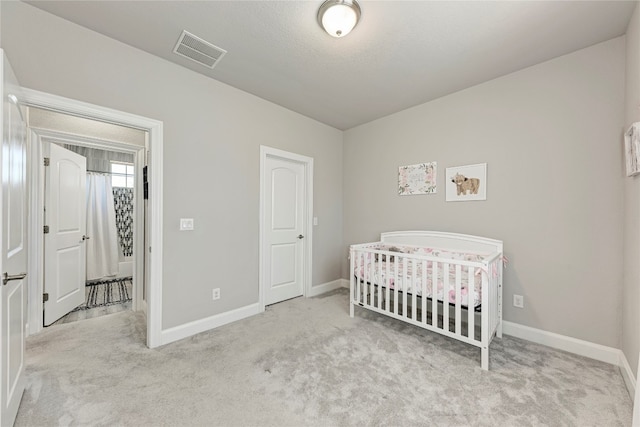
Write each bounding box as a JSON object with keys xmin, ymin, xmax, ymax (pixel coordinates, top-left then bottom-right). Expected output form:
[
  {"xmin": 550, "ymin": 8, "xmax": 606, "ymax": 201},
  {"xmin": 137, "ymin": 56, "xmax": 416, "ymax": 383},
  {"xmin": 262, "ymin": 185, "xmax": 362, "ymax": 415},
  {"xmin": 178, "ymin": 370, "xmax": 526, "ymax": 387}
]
[{"xmin": 349, "ymin": 231, "xmax": 503, "ymax": 370}]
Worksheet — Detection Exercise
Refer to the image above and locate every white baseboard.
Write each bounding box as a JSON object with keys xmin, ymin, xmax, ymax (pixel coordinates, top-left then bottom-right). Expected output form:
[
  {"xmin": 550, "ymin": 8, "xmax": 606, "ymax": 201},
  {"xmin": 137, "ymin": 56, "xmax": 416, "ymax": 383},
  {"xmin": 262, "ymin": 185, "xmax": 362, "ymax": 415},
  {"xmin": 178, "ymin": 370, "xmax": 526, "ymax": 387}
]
[
  {"xmin": 340, "ymin": 278, "xmax": 349, "ymax": 288},
  {"xmin": 503, "ymin": 321, "xmax": 638, "ymax": 403},
  {"xmin": 620, "ymin": 351, "xmax": 637, "ymax": 401},
  {"xmin": 161, "ymin": 303, "xmax": 261, "ymax": 346},
  {"xmin": 502, "ymin": 321, "xmax": 621, "ymax": 365},
  {"xmin": 308, "ymin": 279, "xmax": 348, "ymax": 297}
]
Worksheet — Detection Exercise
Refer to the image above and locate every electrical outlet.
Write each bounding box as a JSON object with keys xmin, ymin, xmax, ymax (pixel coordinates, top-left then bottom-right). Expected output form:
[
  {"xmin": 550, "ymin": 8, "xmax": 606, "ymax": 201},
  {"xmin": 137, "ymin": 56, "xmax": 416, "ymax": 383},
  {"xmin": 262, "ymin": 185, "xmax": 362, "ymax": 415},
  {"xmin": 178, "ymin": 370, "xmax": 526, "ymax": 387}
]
[
  {"xmin": 212, "ymin": 288, "xmax": 221, "ymax": 301},
  {"xmin": 513, "ymin": 294, "xmax": 524, "ymax": 308}
]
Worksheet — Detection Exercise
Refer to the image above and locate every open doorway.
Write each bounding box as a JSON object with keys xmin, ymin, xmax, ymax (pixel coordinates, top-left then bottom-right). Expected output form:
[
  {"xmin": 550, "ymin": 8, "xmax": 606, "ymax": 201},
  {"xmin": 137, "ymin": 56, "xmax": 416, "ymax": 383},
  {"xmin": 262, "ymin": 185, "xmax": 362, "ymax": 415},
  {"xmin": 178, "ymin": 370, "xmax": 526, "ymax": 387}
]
[
  {"xmin": 44, "ymin": 138, "xmax": 142, "ymax": 326},
  {"xmin": 22, "ymin": 89, "xmax": 164, "ymax": 348},
  {"xmin": 28, "ymin": 107, "xmax": 147, "ymax": 328}
]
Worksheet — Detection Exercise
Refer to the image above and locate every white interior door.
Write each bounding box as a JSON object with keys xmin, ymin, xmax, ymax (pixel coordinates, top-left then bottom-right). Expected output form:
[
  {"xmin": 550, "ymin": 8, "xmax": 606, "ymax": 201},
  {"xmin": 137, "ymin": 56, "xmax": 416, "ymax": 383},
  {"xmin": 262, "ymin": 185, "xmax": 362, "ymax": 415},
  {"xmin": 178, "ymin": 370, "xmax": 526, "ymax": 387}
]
[
  {"xmin": 43, "ymin": 143, "xmax": 87, "ymax": 326},
  {"xmin": 0, "ymin": 51, "xmax": 27, "ymax": 427},
  {"xmin": 264, "ymin": 155, "xmax": 306, "ymax": 305}
]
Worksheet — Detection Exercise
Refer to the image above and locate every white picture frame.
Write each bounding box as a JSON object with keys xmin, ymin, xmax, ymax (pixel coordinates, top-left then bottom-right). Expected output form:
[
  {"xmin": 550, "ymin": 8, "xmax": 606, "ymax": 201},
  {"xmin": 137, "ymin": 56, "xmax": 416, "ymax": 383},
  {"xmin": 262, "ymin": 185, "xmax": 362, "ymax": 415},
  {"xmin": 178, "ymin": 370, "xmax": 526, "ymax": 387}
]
[
  {"xmin": 625, "ymin": 124, "xmax": 640, "ymax": 177},
  {"xmin": 398, "ymin": 162, "xmax": 437, "ymax": 195},
  {"xmin": 446, "ymin": 163, "xmax": 487, "ymax": 202}
]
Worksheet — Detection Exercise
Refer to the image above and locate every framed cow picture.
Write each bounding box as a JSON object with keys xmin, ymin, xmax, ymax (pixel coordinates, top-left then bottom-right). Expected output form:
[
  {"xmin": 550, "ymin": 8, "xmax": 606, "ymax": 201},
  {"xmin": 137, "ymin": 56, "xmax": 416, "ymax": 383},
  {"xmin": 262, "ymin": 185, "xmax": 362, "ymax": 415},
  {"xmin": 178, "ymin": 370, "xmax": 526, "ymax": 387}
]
[{"xmin": 446, "ymin": 163, "xmax": 487, "ymax": 202}]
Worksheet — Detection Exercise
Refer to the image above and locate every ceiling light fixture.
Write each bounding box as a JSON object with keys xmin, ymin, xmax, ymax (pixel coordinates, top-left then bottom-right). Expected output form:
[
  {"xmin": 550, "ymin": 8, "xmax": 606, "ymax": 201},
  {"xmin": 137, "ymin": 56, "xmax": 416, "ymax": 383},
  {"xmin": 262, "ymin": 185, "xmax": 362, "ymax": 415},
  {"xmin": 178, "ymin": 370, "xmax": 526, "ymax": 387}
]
[{"xmin": 317, "ymin": 0, "xmax": 361, "ymax": 38}]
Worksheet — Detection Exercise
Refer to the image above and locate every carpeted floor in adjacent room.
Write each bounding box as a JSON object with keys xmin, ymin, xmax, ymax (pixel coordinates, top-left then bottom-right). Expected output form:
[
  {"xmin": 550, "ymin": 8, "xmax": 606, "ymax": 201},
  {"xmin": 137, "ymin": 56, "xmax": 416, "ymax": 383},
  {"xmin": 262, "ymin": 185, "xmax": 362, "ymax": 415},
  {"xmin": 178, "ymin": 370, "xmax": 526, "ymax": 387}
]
[{"xmin": 15, "ymin": 289, "xmax": 632, "ymax": 426}]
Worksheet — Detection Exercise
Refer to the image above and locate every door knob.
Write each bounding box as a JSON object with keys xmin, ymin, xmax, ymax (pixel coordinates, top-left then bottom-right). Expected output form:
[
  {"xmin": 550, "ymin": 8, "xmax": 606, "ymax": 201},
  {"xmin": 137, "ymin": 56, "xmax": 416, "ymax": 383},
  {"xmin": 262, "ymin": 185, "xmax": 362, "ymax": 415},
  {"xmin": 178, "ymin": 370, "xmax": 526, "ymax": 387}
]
[
  {"xmin": 81, "ymin": 235, "xmax": 90, "ymax": 242},
  {"xmin": 3, "ymin": 272, "xmax": 27, "ymax": 286},
  {"xmin": 298, "ymin": 234, "xmax": 304, "ymax": 239}
]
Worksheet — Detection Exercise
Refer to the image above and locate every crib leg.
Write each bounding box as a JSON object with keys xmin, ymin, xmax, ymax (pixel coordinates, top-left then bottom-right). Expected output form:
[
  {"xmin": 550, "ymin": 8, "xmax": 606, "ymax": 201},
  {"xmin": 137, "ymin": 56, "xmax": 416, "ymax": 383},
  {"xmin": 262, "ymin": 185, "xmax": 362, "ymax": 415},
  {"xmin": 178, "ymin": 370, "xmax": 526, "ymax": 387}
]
[
  {"xmin": 481, "ymin": 347, "xmax": 489, "ymax": 371},
  {"xmin": 497, "ymin": 322, "xmax": 503, "ymax": 339},
  {"xmin": 350, "ymin": 301, "xmax": 354, "ymax": 318}
]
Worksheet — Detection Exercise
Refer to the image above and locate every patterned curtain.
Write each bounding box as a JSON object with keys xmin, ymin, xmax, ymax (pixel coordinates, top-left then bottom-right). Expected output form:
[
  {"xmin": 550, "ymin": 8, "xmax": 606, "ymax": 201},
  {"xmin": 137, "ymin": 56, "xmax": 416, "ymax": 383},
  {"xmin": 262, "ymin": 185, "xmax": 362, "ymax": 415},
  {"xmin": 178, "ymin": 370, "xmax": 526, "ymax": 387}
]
[{"xmin": 112, "ymin": 188, "xmax": 134, "ymax": 257}]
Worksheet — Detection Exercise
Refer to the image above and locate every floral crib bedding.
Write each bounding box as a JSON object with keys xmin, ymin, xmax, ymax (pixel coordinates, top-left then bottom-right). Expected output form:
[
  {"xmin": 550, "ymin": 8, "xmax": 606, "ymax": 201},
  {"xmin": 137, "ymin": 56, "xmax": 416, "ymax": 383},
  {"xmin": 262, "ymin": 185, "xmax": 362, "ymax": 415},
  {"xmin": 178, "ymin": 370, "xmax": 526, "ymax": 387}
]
[{"xmin": 354, "ymin": 244, "xmax": 491, "ymax": 309}]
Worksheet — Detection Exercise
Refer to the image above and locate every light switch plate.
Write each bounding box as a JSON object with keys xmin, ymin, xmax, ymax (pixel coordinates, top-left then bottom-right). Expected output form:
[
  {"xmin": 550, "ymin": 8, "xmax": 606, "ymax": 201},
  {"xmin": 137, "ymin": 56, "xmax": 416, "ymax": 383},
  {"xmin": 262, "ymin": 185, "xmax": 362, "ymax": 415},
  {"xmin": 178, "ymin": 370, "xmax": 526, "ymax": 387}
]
[
  {"xmin": 513, "ymin": 294, "xmax": 524, "ymax": 308},
  {"xmin": 180, "ymin": 218, "xmax": 194, "ymax": 231}
]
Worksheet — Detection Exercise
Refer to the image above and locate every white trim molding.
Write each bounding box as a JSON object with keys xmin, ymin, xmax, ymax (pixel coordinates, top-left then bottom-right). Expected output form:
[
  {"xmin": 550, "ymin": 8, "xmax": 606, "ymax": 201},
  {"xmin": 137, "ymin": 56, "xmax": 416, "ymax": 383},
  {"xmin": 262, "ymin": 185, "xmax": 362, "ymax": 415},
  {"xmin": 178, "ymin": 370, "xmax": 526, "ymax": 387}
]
[
  {"xmin": 21, "ymin": 88, "xmax": 164, "ymax": 348},
  {"xmin": 161, "ymin": 303, "xmax": 261, "ymax": 346},
  {"xmin": 619, "ymin": 351, "xmax": 637, "ymax": 401},
  {"xmin": 307, "ymin": 279, "xmax": 346, "ymax": 298},
  {"xmin": 502, "ymin": 321, "xmax": 621, "ymax": 365}
]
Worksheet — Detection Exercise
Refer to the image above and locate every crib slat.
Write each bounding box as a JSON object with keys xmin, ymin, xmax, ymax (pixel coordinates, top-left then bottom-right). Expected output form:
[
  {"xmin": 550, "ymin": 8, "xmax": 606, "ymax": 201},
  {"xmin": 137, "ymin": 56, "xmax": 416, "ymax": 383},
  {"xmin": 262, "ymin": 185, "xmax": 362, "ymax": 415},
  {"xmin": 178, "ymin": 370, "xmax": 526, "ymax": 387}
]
[
  {"xmin": 402, "ymin": 258, "xmax": 408, "ymax": 318},
  {"xmin": 421, "ymin": 260, "xmax": 427, "ymax": 324},
  {"xmin": 411, "ymin": 259, "xmax": 417, "ymax": 321},
  {"xmin": 369, "ymin": 252, "xmax": 375, "ymax": 307},
  {"xmin": 393, "ymin": 256, "xmax": 399, "ymax": 315},
  {"xmin": 468, "ymin": 267, "xmax": 475, "ymax": 339},
  {"xmin": 455, "ymin": 264, "xmax": 462, "ymax": 335},
  {"xmin": 432, "ymin": 262, "xmax": 438, "ymax": 328},
  {"xmin": 356, "ymin": 251, "xmax": 362, "ymax": 305},
  {"xmin": 385, "ymin": 256, "xmax": 390, "ymax": 311},
  {"xmin": 443, "ymin": 263, "xmax": 450, "ymax": 331},
  {"xmin": 377, "ymin": 253, "xmax": 383, "ymax": 310}
]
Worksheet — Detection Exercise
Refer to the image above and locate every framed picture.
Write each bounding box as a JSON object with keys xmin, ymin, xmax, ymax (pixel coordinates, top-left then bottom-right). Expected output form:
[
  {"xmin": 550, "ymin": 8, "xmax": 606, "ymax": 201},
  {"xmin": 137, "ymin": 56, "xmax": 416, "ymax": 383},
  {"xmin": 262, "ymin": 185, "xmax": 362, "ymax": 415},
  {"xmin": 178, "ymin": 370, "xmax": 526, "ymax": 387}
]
[
  {"xmin": 625, "ymin": 124, "xmax": 640, "ymax": 177},
  {"xmin": 398, "ymin": 162, "xmax": 437, "ymax": 195},
  {"xmin": 446, "ymin": 163, "xmax": 487, "ymax": 202}
]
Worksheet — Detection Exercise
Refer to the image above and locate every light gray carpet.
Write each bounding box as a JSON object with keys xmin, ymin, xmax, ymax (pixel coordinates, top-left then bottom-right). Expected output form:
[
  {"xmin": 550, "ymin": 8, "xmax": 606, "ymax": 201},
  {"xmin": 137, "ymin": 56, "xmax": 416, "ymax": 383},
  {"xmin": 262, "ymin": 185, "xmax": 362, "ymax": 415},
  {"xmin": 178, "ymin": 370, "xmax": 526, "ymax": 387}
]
[{"xmin": 16, "ymin": 289, "xmax": 632, "ymax": 426}]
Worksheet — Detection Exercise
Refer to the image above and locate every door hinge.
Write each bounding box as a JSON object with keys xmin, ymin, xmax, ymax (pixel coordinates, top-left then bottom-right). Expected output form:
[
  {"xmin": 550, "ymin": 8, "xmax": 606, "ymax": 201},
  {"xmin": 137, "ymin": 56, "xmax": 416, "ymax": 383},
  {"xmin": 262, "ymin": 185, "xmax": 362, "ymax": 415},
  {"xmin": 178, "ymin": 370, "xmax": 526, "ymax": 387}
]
[
  {"xmin": 43, "ymin": 225, "xmax": 49, "ymax": 234},
  {"xmin": 44, "ymin": 157, "xmax": 50, "ymax": 166},
  {"xmin": 43, "ymin": 293, "xmax": 49, "ymax": 303}
]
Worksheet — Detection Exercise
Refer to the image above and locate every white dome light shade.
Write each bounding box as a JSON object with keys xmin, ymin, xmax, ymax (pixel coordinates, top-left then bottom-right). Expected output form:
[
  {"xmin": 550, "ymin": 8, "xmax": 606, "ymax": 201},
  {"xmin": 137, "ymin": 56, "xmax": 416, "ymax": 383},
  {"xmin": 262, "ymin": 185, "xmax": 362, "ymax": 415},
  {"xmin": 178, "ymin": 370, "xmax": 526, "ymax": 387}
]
[{"xmin": 318, "ymin": 0, "xmax": 361, "ymax": 38}]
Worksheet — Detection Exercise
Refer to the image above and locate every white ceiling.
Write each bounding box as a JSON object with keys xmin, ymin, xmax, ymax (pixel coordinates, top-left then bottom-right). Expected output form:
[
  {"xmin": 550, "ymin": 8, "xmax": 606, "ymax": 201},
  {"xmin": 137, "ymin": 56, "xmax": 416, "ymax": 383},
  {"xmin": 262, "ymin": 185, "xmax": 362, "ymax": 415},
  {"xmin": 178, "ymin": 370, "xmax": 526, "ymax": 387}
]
[{"xmin": 26, "ymin": 1, "xmax": 636, "ymax": 130}]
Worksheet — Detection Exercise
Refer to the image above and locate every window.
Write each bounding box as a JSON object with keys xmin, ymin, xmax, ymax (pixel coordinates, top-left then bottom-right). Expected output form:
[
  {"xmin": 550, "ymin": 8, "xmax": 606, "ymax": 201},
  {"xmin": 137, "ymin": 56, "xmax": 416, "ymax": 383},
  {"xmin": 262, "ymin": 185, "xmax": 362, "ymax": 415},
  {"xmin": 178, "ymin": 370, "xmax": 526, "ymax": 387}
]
[{"xmin": 111, "ymin": 161, "xmax": 134, "ymax": 188}]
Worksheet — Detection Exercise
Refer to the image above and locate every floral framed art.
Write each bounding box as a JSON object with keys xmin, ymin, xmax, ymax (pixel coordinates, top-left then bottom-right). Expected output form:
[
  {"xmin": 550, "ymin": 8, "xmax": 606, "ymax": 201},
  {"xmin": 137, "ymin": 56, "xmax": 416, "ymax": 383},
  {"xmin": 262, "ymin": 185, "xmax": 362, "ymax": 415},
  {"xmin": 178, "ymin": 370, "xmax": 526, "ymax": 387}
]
[{"xmin": 398, "ymin": 162, "xmax": 437, "ymax": 195}]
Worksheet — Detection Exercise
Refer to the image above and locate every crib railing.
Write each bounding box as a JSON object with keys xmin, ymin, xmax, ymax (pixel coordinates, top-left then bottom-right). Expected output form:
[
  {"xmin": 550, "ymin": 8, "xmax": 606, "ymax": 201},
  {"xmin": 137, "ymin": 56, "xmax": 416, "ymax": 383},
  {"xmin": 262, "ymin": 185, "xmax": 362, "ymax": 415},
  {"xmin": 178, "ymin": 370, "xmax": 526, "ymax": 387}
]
[{"xmin": 349, "ymin": 243, "xmax": 502, "ymax": 370}]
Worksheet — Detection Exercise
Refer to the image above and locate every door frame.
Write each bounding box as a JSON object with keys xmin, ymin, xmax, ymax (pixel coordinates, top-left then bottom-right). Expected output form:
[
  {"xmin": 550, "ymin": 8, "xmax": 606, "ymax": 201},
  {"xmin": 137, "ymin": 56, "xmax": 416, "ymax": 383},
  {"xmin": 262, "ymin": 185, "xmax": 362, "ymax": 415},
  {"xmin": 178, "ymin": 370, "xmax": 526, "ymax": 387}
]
[
  {"xmin": 259, "ymin": 145, "xmax": 313, "ymax": 312},
  {"xmin": 30, "ymin": 129, "xmax": 145, "ymax": 327},
  {"xmin": 22, "ymin": 88, "xmax": 164, "ymax": 348}
]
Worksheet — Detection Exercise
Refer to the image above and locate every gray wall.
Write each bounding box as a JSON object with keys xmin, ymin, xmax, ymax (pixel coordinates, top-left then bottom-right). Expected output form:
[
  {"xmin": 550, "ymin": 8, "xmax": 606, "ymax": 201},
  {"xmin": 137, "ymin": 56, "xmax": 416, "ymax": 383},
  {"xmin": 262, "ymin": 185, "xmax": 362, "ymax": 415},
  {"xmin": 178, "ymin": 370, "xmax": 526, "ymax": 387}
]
[
  {"xmin": 624, "ymin": 3, "xmax": 640, "ymax": 377},
  {"xmin": 2, "ymin": 2, "xmax": 343, "ymax": 330},
  {"xmin": 343, "ymin": 38, "xmax": 625, "ymax": 348}
]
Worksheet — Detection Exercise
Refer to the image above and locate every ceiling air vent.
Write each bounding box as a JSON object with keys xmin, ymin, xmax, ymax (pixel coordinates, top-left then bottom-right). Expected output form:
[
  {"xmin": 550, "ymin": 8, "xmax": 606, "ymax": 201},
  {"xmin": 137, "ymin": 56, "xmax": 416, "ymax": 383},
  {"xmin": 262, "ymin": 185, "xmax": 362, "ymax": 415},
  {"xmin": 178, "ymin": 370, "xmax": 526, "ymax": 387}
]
[{"xmin": 173, "ymin": 30, "xmax": 227, "ymax": 69}]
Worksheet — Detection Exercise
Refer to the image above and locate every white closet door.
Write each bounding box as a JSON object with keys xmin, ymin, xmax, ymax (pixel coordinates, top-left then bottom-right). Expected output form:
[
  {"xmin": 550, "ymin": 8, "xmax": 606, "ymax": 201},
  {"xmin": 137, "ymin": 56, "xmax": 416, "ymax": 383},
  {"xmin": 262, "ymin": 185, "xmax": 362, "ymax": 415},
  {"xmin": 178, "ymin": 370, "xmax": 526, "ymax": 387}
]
[{"xmin": 264, "ymin": 156, "xmax": 305, "ymax": 305}]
